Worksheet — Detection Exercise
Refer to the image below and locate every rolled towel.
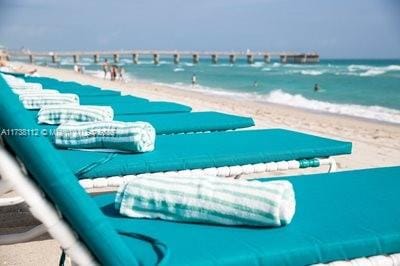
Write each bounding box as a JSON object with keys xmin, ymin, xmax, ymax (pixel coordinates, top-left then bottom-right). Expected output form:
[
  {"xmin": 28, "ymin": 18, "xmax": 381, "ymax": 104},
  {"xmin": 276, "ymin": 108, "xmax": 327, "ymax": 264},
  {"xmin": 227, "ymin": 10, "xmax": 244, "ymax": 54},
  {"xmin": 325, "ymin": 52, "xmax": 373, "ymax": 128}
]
[
  {"xmin": 38, "ymin": 105, "xmax": 114, "ymax": 124},
  {"xmin": 1, "ymin": 73, "xmax": 22, "ymax": 83},
  {"xmin": 10, "ymin": 82, "xmax": 43, "ymax": 90},
  {"xmin": 19, "ymin": 93, "xmax": 79, "ymax": 109},
  {"xmin": 13, "ymin": 89, "xmax": 59, "ymax": 95},
  {"xmin": 55, "ymin": 121, "xmax": 156, "ymax": 152},
  {"xmin": 2, "ymin": 75, "xmax": 43, "ymax": 90},
  {"xmin": 115, "ymin": 176, "xmax": 296, "ymax": 227}
]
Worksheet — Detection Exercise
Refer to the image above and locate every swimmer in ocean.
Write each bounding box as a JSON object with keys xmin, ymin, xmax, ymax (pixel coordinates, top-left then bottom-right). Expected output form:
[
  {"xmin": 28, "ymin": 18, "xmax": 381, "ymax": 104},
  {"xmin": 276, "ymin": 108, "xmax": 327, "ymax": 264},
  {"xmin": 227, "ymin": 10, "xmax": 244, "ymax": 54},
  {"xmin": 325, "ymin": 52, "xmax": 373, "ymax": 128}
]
[{"xmin": 314, "ymin": 83, "xmax": 320, "ymax": 92}]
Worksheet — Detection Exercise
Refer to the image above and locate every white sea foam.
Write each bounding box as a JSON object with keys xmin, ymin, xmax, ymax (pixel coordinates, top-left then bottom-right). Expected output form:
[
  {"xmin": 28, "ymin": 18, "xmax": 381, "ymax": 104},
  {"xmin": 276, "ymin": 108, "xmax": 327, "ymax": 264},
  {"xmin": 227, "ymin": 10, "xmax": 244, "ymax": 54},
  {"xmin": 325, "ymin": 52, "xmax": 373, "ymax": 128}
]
[
  {"xmin": 173, "ymin": 68, "xmax": 185, "ymax": 72},
  {"xmin": 137, "ymin": 61, "xmax": 155, "ymax": 65},
  {"xmin": 359, "ymin": 69, "xmax": 386, "ymax": 77},
  {"xmin": 261, "ymin": 67, "xmax": 271, "ymax": 71},
  {"xmin": 299, "ymin": 70, "xmax": 325, "ymax": 76},
  {"xmin": 348, "ymin": 64, "xmax": 400, "ymax": 76},
  {"xmin": 262, "ymin": 89, "xmax": 400, "ymax": 124},
  {"xmin": 251, "ymin": 62, "xmax": 265, "ymax": 68},
  {"xmin": 210, "ymin": 63, "xmax": 233, "ymax": 67},
  {"xmin": 119, "ymin": 58, "xmax": 132, "ymax": 64}
]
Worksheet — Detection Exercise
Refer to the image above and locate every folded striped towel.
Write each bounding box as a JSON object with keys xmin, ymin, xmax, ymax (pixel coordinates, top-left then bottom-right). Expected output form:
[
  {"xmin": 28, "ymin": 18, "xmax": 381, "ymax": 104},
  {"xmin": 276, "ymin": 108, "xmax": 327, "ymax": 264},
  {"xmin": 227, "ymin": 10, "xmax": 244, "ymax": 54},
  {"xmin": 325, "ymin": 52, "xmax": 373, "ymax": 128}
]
[
  {"xmin": 13, "ymin": 89, "xmax": 59, "ymax": 95},
  {"xmin": 19, "ymin": 93, "xmax": 79, "ymax": 109},
  {"xmin": 38, "ymin": 105, "xmax": 114, "ymax": 124},
  {"xmin": 55, "ymin": 121, "xmax": 156, "ymax": 152},
  {"xmin": 115, "ymin": 176, "xmax": 296, "ymax": 227},
  {"xmin": 1, "ymin": 74, "xmax": 43, "ymax": 89},
  {"xmin": 10, "ymin": 82, "xmax": 43, "ymax": 90}
]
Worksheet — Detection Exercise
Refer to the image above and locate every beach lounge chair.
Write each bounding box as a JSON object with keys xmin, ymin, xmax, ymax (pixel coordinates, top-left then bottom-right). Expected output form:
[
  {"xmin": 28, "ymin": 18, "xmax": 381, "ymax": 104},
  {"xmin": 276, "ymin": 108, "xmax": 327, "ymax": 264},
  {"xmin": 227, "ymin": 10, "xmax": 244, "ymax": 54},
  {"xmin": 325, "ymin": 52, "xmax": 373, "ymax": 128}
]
[
  {"xmin": 3, "ymin": 74, "xmax": 193, "ymax": 115},
  {"xmin": 24, "ymin": 101, "xmax": 192, "ymax": 115},
  {"xmin": 2, "ymin": 73, "xmax": 254, "ymax": 135},
  {"xmin": 40, "ymin": 111, "xmax": 255, "ymax": 135},
  {"xmin": 1, "ymin": 139, "xmax": 399, "ymax": 265},
  {"xmin": 4, "ymin": 73, "xmax": 121, "ymax": 97},
  {"xmin": 114, "ymin": 112, "xmax": 255, "ymax": 134},
  {"xmin": 92, "ymin": 101, "xmax": 192, "ymax": 115},
  {"xmin": 79, "ymin": 94, "xmax": 149, "ymax": 105},
  {"xmin": 0, "ymin": 75, "xmax": 351, "ymax": 190},
  {"xmin": 59, "ymin": 128, "xmax": 351, "ymax": 189}
]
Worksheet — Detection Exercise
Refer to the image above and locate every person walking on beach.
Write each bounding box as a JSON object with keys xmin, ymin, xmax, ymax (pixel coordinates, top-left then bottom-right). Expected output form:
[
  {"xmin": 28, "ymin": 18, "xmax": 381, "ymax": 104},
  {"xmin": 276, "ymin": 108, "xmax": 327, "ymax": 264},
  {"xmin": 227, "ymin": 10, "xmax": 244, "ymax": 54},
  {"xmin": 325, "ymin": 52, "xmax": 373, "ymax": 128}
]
[
  {"xmin": 73, "ymin": 64, "xmax": 79, "ymax": 73},
  {"xmin": 191, "ymin": 74, "xmax": 197, "ymax": 86},
  {"xmin": 111, "ymin": 65, "xmax": 117, "ymax": 81},
  {"xmin": 102, "ymin": 59, "xmax": 109, "ymax": 79},
  {"xmin": 118, "ymin": 67, "xmax": 125, "ymax": 82}
]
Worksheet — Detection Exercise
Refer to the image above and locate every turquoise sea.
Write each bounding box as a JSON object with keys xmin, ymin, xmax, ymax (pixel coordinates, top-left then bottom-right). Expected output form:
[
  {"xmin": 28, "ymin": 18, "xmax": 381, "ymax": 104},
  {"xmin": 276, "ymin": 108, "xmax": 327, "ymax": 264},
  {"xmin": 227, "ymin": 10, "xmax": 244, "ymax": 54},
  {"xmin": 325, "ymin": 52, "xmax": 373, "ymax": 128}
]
[{"xmin": 30, "ymin": 56, "xmax": 400, "ymax": 124}]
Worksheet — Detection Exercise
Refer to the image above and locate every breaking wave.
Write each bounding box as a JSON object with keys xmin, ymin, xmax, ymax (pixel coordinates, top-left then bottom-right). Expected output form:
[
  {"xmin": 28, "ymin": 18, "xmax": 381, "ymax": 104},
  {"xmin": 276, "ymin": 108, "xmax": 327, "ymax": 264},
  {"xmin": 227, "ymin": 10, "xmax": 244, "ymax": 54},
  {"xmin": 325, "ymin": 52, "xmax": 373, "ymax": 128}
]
[{"xmin": 262, "ymin": 90, "xmax": 400, "ymax": 124}]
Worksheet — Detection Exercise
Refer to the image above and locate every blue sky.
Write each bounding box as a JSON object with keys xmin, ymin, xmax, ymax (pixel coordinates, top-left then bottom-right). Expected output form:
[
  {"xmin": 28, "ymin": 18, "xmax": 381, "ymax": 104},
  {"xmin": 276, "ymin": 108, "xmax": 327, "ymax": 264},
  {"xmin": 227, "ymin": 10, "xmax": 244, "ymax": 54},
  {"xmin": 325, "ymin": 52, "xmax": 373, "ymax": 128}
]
[{"xmin": 0, "ymin": 0, "xmax": 399, "ymax": 58}]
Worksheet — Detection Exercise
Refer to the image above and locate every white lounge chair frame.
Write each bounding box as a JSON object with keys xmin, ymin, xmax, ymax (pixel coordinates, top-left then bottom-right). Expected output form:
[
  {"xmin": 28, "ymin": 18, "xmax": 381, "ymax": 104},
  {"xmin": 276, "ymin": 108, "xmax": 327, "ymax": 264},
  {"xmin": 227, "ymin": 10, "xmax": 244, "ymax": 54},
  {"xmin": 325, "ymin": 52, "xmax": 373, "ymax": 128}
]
[
  {"xmin": 0, "ymin": 146, "xmax": 96, "ymax": 265},
  {"xmin": 79, "ymin": 157, "xmax": 337, "ymax": 189},
  {"xmin": 1, "ymin": 146, "xmax": 400, "ymax": 265}
]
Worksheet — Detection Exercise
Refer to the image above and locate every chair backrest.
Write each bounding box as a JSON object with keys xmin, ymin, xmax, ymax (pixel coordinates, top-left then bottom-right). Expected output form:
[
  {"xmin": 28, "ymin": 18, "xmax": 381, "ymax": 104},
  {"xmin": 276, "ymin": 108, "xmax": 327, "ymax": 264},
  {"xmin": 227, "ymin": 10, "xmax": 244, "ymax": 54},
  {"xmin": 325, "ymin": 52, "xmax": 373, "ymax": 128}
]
[{"xmin": 0, "ymin": 75, "xmax": 138, "ymax": 265}]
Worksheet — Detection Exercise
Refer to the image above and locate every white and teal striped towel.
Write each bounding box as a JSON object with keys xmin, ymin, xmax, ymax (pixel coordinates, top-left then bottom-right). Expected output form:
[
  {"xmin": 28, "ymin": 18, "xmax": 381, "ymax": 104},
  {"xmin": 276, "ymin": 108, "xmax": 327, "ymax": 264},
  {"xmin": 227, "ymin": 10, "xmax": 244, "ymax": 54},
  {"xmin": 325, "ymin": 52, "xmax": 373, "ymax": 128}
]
[
  {"xmin": 10, "ymin": 82, "xmax": 43, "ymax": 90},
  {"xmin": 1, "ymin": 74, "xmax": 43, "ymax": 90},
  {"xmin": 115, "ymin": 176, "xmax": 296, "ymax": 227},
  {"xmin": 19, "ymin": 93, "xmax": 79, "ymax": 109},
  {"xmin": 13, "ymin": 89, "xmax": 59, "ymax": 95},
  {"xmin": 38, "ymin": 105, "xmax": 114, "ymax": 124},
  {"xmin": 55, "ymin": 121, "xmax": 156, "ymax": 152}
]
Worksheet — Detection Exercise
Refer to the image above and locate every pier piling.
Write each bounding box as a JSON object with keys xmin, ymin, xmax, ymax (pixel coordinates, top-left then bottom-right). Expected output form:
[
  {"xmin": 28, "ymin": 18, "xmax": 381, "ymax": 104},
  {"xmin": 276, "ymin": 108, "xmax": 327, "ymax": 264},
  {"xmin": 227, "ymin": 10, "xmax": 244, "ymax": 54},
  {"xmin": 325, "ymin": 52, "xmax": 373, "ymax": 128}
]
[
  {"xmin": 173, "ymin": 53, "xmax": 180, "ymax": 64},
  {"xmin": 229, "ymin": 54, "xmax": 236, "ymax": 64},
  {"xmin": 93, "ymin": 54, "xmax": 99, "ymax": 63},
  {"xmin": 113, "ymin": 54, "xmax": 119, "ymax": 63},
  {"xmin": 132, "ymin": 53, "xmax": 139, "ymax": 64},
  {"xmin": 28, "ymin": 54, "xmax": 34, "ymax": 64},
  {"xmin": 153, "ymin": 53, "xmax": 160, "ymax": 64},
  {"xmin": 263, "ymin": 54, "xmax": 270, "ymax": 63},
  {"xmin": 211, "ymin": 54, "xmax": 218, "ymax": 64},
  {"xmin": 247, "ymin": 54, "xmax": 254, "ymax": 64},
  {"xmin": 192, "ymin": 54, "xmax": 199, "ymax": 64},
  {"xmin": 280, "ymin": 54, "xmax": 287, "ymax": 64},
  {"xmin": 50, "ymin": 54, "xmax": 57, "ymax": 64},
  {"xmin": 73, "ymin": 54, "xmax": 79, "ymax": 64}
]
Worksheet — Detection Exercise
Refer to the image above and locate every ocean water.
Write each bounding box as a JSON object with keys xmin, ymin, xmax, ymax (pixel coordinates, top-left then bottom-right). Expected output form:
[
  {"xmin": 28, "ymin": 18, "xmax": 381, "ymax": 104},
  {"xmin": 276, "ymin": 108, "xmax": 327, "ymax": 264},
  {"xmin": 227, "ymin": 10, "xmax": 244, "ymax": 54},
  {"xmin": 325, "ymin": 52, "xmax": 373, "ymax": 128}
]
[{"xmin": 30, "ymin": 56, "xmax": 400, "ymax": 124}]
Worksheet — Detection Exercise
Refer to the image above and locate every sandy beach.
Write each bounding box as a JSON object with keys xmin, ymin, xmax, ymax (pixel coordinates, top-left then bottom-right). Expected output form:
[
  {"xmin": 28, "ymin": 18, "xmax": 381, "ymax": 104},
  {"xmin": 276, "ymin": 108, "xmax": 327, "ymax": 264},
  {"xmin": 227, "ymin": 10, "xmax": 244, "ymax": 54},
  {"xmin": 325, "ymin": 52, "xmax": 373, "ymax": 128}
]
[{"xmin": 1, "ymin": 62, "xmax": 400, "ymax": 265}]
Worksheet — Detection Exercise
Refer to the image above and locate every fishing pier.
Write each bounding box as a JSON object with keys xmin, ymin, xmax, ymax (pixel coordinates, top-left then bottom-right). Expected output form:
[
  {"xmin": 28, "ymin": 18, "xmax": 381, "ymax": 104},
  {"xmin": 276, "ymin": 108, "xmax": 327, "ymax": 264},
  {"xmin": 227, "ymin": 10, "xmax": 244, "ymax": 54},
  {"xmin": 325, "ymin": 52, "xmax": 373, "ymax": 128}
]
[{"xmin": 3, "ymin": 50, "xmax": 319, "ymax": 65}]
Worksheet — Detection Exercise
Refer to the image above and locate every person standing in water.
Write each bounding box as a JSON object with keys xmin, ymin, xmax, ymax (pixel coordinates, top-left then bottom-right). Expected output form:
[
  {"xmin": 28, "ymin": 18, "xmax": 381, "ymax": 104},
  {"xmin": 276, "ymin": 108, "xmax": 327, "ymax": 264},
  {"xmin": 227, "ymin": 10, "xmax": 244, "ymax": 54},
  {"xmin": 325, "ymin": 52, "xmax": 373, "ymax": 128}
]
[
  {"xmin": 102, "ymin": 59, "xmax": 109, "ymax": 79},
  {"xmin": 314, "ymin": 83, "xmax": 320, "ymax": 92},
  {"xmin": 73, "ymin": 64, "xmax": 79, "ymax": 73},
  {"xmin": 111, "ymin": 65, "xmax": 117, "ymax": 81},
  {"xmin": 118, "ymin": 67, "xmax": 125, "ymax": 82},
  {"xmin": 191, "ymin": 74, "xmax": 197, "ymax": 86}
]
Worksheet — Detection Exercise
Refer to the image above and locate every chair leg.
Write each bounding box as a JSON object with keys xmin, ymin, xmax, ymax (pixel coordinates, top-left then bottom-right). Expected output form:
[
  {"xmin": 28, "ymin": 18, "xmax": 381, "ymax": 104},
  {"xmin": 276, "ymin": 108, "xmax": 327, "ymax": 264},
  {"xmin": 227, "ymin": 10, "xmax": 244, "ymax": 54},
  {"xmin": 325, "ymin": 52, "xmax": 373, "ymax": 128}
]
[
  {"xmin": 318, "ymin": 158, "xmax": 337, "ymax": 173},
  {"xmin": 327, "ymin": 158, "xmax": 337, "ymax": 172}
]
